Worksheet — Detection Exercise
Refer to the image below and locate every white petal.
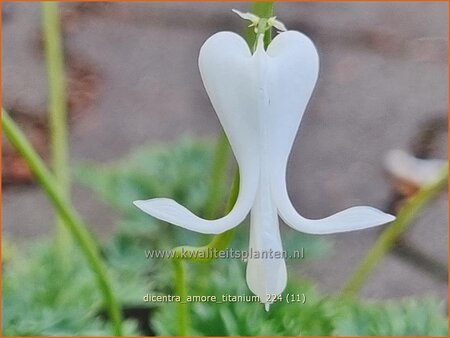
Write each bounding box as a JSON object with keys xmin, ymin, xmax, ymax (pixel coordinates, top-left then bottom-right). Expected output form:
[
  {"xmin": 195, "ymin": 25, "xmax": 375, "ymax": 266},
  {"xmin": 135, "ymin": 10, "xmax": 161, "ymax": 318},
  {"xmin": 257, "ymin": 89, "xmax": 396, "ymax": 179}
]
[
  {"xmin": 265, "ymin": 31, "xmax": 319, "ymax": 175},
  {"xmin": 199, "ymin": 32, "xmax": 261, "ymax": 167},
  {"xmin": 134, "ymin": 196, "xmax": 251, "ymax": 234},
  {"xmin": 384, "ymin": 149, "xmax": 446, "ymax": 186},
  {"xmin": 264, "ymin": 31, "xmax": 395, "ymax": 234},
  {"xmin": 134, "ymin": 32, "xmax": 262, "ymax": 235},
  {"xmin": 277, "ymin": 200, "xmax": 395, "ymax": 234},
  {"xmin": 246, "ymin": 182, "xmax": 286, "ymax": 305}
]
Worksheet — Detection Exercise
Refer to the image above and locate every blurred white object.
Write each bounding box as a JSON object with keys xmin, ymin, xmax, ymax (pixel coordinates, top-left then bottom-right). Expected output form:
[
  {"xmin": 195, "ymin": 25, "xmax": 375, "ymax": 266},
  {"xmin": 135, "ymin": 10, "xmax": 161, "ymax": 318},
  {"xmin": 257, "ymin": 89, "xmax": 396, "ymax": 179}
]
[{"xmin": 384, "ymin": 149, "xmax": 446, "ymax": 187}]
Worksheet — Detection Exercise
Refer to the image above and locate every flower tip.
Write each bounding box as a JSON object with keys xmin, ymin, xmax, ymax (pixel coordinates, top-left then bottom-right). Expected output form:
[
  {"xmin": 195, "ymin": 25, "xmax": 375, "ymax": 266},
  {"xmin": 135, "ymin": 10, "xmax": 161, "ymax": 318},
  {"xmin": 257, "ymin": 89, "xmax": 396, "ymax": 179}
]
[
  {"xmin": 231, "ymin": 8, "xmax": 242, "ymax": 16},
  {"xmin": 367, "ymin": 207, "xmax": 396, "ymax": 225},
  {"xmin": 264, "ymin": 303, "xmax": 270, "ymax": 312},
  {"xmin": 386, "ymin": 213, "xmax": 396, "ymax": 223},
  {"xmin": 371, "ymin": 207, "xmax": 396, "ymax": 224},
  {"xmin": 376, "ymin": 211, "xmax": 396, "ymax": 226},
  {"xmin": 232, "ymin": 9, "xmax": 260, "ymax": 25},
  {"xmin": 268, "ymin": 17, "xmax": 287, "ymax": 32}
]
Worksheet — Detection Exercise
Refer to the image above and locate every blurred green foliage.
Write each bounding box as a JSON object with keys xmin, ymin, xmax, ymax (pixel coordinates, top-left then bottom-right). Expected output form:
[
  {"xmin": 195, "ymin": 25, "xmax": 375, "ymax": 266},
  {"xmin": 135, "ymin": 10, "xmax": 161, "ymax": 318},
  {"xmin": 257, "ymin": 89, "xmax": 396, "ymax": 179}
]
[
  {"xmin": 2, "ymin": 242, "xmax": 139, "ymax": 336},
  {"xmin": 153, "ymin": 258, "xmax": 448, "ymax": 336},
  {"xmin": 3, "ymin": 138, "xmax": 448, "ymax": 336},
  {"xmin": 76, "ymin": 138, "xmax": 214, "ymax": 248}
]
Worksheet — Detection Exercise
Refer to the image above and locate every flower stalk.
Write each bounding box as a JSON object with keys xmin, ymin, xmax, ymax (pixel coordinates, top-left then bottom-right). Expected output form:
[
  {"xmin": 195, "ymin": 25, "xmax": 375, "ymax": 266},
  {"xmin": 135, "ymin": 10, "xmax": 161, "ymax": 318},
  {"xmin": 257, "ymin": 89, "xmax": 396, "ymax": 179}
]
[
  {"xmin": 244, "ymin": 2, "xmax": 274, "ymax": 49},
  {"xmin": 172, "ymin": 171, "xmax": 240, "ymax": 262},
  {"xmin": 2, "ymin": 108, "xmax": 123, "ymax": 336},
  {"xmin": 203, "ymin": 133, "xmax": 231, "ymax": 219},
  {"xmin": 173, "ymin": 260, "xmax": 189, "ymax": 336},
  {"xmin": 41, "ymin": 2, "xmax": 71, "ymax": 255}
]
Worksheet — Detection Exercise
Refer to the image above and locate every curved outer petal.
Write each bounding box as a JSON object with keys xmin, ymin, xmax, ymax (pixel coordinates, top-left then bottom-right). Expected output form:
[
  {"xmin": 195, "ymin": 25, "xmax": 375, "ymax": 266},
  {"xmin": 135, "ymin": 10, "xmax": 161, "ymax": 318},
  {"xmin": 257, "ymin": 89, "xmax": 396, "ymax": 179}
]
[
  {"xmin": 134, "ymin": 32, "xmax": 260, "ymax": 234},
  {"xmin": 266, "ymin": 31, "xmax": 395, "ymax": 234}
]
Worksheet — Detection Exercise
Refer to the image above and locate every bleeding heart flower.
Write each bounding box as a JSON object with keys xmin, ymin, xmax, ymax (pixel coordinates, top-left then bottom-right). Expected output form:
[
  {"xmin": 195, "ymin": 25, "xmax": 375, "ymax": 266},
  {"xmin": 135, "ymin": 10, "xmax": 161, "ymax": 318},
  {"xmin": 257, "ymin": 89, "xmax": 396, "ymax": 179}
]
[{"xmin": 134, "ymin": 12, "xmax": 395, "ymax": 310}]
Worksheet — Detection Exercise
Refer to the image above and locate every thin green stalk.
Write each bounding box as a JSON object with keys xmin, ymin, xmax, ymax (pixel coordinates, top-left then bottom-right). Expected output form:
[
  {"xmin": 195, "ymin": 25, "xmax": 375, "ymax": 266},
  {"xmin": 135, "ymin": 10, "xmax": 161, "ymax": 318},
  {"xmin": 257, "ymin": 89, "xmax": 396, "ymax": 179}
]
[
  {"xmin": 172, "ymin": 172, "xmax": 240, "ymax": 262},
  {"xmin": 173, "ymin": 260, "xmax": 188, "ymax": 336},
  {"xmin": 41, "ymin": 2, "xmax": 71, "ymax": 251},
  {"xmin": 245, "ymin": 2, "xmax": 274, "ymax": 49},
  {"xmin": 341, "ymin": 164, "xmax": 448, "ymax": 297},
  {"xmin": 2, "ymin": 109, "xmax": 123, "ymax": 336},
  {"xmin": 203, "ymin": 133, "xmax": 231, "ymax": 219}
]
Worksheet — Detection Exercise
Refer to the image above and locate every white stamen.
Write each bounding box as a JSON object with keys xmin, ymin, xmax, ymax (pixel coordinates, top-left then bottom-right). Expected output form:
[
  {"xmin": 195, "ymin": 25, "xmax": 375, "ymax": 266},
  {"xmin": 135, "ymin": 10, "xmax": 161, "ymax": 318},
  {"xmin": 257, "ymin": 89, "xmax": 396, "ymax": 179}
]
[
  {"xmin": 268, "ymin": 16, "xmax": 287, "ymax": 32},
  {"xmin": 232, "ymin": 9, "xmax": 260, "ymax": 25}
]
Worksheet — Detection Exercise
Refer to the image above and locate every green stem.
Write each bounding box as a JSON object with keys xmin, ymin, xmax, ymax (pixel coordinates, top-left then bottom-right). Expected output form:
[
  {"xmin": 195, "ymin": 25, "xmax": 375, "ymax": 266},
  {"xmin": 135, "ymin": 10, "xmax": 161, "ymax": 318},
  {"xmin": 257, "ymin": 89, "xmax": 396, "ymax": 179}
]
[
  {"xmin": 173, "ymin": 260, "xmax": 188, "ymax": 336},
  {"xmin": 203, "ymin": 133, "xmax": 231, "ymax": 219},
  {"xmin": 41, "ymin": 2, "xmax": 71, "ymax": 251},
  {"xmin": 172, "ymin": 172, "xmax": 240, "ymax": 262},
  {"xmin": 341, "ymin": 164, "xmax": 448, "ymax": 297},
  {"xmin": 245, "ymin": 2, "xmax": 274, "ymax": 49},
  {"xmin": 2, "ymin": 109, "xmax": 123, "ymax": 336}
]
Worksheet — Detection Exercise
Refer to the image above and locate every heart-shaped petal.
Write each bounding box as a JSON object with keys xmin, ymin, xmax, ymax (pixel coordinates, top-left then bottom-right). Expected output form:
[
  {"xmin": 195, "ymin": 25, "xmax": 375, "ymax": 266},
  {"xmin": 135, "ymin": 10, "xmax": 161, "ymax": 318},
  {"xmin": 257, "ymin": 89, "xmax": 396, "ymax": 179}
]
[{"xmin": 134, "ymin": 32, "xmax": 262, "ymax": 234}]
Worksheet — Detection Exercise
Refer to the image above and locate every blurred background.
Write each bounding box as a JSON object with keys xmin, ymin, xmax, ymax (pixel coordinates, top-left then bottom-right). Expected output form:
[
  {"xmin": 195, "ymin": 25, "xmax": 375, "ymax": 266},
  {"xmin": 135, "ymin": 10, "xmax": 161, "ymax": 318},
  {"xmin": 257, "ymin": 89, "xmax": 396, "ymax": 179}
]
[{"xmin": 2, "ymin": 1, "xmax": 448, "ymax": 303}]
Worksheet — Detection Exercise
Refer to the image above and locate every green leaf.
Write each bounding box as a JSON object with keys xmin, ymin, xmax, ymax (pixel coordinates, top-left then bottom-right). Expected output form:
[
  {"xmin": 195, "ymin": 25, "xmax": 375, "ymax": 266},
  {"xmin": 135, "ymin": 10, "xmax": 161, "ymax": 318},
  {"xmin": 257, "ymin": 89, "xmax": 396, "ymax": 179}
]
[
  {"xmin": 2, "ymin": 241, "xmax": 140, "ymax": 336},
  {"xmin": 152, "ymin": 258, "xmax": 448, "ymax": 336},
  {"xmin": 334, "ymin": 297, "xmax": 448, "ymax": 336}
]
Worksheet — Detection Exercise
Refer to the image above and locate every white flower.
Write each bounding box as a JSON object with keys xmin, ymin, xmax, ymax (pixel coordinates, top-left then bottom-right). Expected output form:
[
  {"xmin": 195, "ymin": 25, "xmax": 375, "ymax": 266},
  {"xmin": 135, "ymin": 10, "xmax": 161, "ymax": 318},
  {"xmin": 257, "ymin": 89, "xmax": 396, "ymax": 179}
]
[
  {"xmin": 384, "ymin": 149, "xmax": 446, "ymax": 187},
  {"xmin": 134, "ymin": 27, "xmax": 395, "ymax": 310}
]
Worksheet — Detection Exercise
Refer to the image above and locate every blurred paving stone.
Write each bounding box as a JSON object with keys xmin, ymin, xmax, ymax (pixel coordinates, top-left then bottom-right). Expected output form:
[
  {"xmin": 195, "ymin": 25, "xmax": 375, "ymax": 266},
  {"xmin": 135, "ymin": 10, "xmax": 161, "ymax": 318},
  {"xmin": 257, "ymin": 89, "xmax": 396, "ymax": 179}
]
[
  {"xmin": 402, "ymin": 194, "xmax": 448, "ymax": 266},
  {"xmin": 2, "ymin": 184, "xmax": 118, "ymax": 243},
  {"xmin": 300, "ymin": 245, "xmax": 447, "ymax": 300},
  {"xmin": 2, "ymin": 2, "xmax": 46, "ymax": 116},
  {"xmin": 2, "ymin": 2, "xmax": 448, "ymax": 300},
  {"xmin": 362, "ymin": 254, "xmax": 447, "ymax": 300},
  {"xmin": 2, "ymin": 186, "xmax": 53, "ymax": 241},
  {"xmin": 297, "ymin": 225, "xmax": 447, "ymax": 299},
  {"xmin": 66, "ymin": 17, "xmax": 222, "ymax": 160}
]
